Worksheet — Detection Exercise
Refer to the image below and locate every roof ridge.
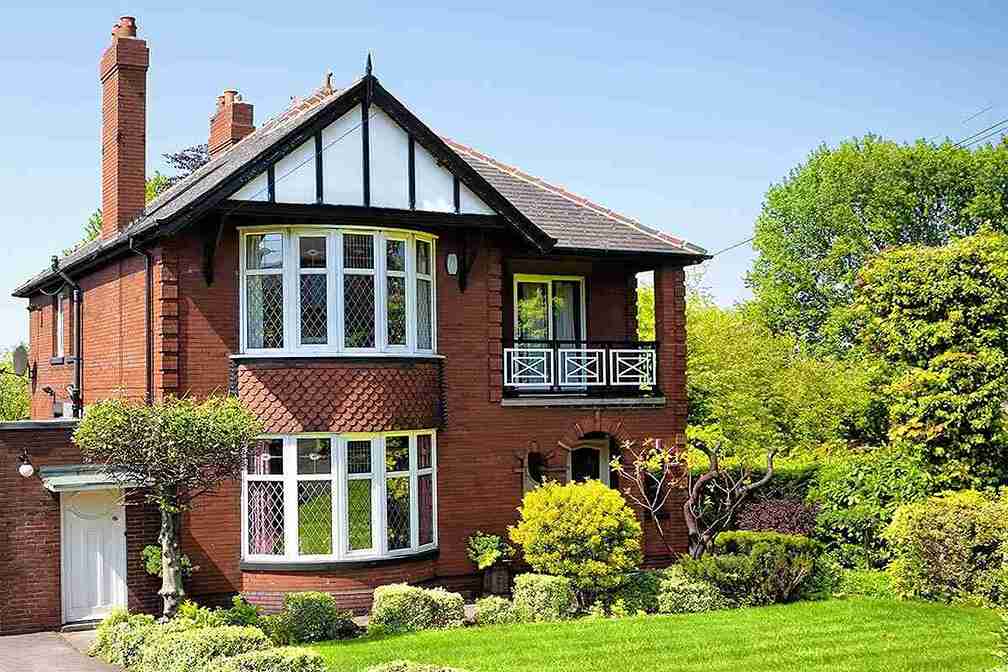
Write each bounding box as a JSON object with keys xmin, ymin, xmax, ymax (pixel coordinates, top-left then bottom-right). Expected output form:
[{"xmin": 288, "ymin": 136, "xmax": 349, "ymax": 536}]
[{"xmin": 442, "ymin": 138, "xmax": 694, "ymax": 251}]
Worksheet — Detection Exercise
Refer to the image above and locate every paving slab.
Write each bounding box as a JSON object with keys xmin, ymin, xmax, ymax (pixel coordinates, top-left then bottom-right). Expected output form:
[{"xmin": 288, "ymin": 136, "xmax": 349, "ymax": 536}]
[{"xmin": 0, "ymin": 632, "xmax": 115, "ymax": 672}]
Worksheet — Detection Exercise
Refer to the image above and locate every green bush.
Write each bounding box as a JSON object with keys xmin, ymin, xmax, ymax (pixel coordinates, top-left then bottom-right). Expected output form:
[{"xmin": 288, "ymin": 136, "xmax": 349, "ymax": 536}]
[
  {"xmin": 835, "ymin": 568, "xmax": 897, "ymax": 600},
  {"xmin": 656, "ymin": 565, "xmax": 728, "ymax": 614},
  {"xmin": 138, "ymin": 625, "xmax": 271, "ymax": 672},
  {"xmin": 681, "ymin": 531, "xmax": 824, "ymax": 606},
  {"xmin": 283, "ymin": 592, "xmax": 358, "ymax": 643},
  {"xmin": 466, "ymin": 531, "xmax": 514, "ymax": 571},
  {"xmin": 203, "ymin": 647, "xmax": 327, "ymax": 672},
  {"xmin": 884, "ymin": 490, "xmax": 1008, "ymax": 607},
  {"xmin": 509, "ymin": 480, "xmax": 642, "ymax": 597},
  {"xmin": 473, "ymin": 596, "xmax": 517, "ymax": 626},
  {"xmin": 599, "ymin": 571, "xmax": 662, "ymax": 615},
  {"xmin": 174, "ymin": 600, "xmax": 227, "ymax": 629},
  {"xmin": 369, "ymin": 584, "xmax": 465, "ymax": 634},
  {"xmin": 89, "ymin": 609, "xmax": 160, "ymax": 667},
  {"xmin": 366, "ymin": 662, "xmax": 471, "ymax": 672},
  {"xmin": 512, "ymin": 574, "xmax": 578, "ymax": 622},
  {"xmin": 219, "ymin": 596, "xmax": 262, "ymax": 628},
  {"xmin": 808, "ymin": 447, "xmax": 933, "ymax": 568},
  {"xmin": 142, "ymin": 544, "xmax": 195, "ymax": 579},
  {"xmin": 262, "ymin": 611, "xmax": 294, "ymax": 646}
]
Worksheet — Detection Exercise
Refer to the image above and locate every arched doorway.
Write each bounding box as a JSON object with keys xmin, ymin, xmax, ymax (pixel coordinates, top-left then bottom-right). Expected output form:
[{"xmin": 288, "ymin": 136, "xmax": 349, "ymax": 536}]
[{"xmin": 567, "ymin": 431, "xmax": 619, "ymax": 488}]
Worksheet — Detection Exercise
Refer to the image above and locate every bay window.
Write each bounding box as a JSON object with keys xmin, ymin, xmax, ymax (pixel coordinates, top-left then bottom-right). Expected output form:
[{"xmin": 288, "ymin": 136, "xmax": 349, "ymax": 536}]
[
  {"xmin": 240, "ymin": 228, "xmax": 437, "ymax": 355},
  {"xmin": 243, "ymin": 430, "xmax": 438, "ymax": 562}
]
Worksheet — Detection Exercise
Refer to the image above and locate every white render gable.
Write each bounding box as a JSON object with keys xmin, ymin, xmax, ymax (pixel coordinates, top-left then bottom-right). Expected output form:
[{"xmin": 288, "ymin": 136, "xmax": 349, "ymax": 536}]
[{"xmin": 228, "ymin": 104, "xmax": 494, "ymax": 215}]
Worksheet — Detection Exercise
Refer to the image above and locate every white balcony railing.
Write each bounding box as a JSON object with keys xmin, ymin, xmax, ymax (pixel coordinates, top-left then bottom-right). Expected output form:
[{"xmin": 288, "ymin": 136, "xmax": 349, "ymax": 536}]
[{"xmin": 503, "ymin": 340, "xmax": 659, "ymax": 397}]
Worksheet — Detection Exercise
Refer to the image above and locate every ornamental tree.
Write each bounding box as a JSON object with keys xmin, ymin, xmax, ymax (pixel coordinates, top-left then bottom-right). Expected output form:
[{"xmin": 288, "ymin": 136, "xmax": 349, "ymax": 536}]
[{"xmin": 73, "ymin": 395, "xmax": 261, "ymax": 617}]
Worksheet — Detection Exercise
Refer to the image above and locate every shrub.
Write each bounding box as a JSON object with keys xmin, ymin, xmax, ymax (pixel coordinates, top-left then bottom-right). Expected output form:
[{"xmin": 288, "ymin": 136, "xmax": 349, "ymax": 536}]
[
  {"xmin": 219, "ymin": 596, "xmax": 262, "ymax": 628},
  {"xmin": 203, "ymin": 647, "xmax": 327, "ymax": 672},
  {"xmin": 89, "ymin": 609, "xmax": 160, "ymax": 667},
  {"xmin": 366, "ymin": 662, "xmax": 471, "ymax": 672},
  {"xmin": 808, "ymin": 447, "xmax": 933, "ymax": 568},
  {"xmin": 512, "ymin": 574, "xmax": 578, "ymax": 622},
  {"xmin": 656, "ymin": 566, "xmax": 728, "ymax": 614},
  {"xmin": 680, "ymin": 531, "xmax": 824, "ymax": 606},
  {"xmin": 262, "ymin": 611, "xmax": 294, "ymax": 646},
  {"xmin": 138, "ymin": 625, "xmax": 271, "ymax": 672},
  {"xmin": 599, "ymin": 571, "xmax": 662, "ymax": 616},
  {"xmin": 466, "ymin": 531, "xmax": 514, "ymax": 570},
  {"xmin": 369, "ymin": 584, "xmax": 465, "ymax": 634},
  {"xmin": 736, "ymin": 499, "xmax": 818, "ymax": 536},
  {"xmin": 174, "ymin": 600, "xmax": 227, "ymax": 629},
  {"xmin": 283, "ymin": 592, "xmax": 358, "ymax": 643},
  {"xmin": 835, "ymin": 568, "xmax": 897, "ymax": 600},
  {"xmin": 508, "ymin": 480, "xmax": 642, "ymax": 596},
  {"xmin": 884, "ymin": 490, "xmax": 1008, "ymax": 607},
  {"xmin": 474, "ymin": 596, "xmax": 517, "ymax": 626},
  {"xmin": 995, "ymin": 612, "xmax": 1008, "ymax": 669}
]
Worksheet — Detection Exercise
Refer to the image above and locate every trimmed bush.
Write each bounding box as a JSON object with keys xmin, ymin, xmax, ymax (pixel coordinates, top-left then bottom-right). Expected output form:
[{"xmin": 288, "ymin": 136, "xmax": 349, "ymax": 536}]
[
  {"xmin": 89, "ymin": 609, "xmax": 160, "ymax": 667},
  {"xmin": 219, "ymin": 596, "xmax": 263, "ymax": 628},
  {"xmin": 736, "ymin": 499, "xmax": 818, "ymax": 536},
  {"xmin": 512, "ymin": 574, "xmax": 578, "ymax": 622},
  {"xmin": 474, "ymin": 596, "xmax": 517, "ymax": 626},
  {"xmin": 366, "ymin": 662, "xmax": 471, "ymax": 672},
  {"xmin": 261, "ymin": 611, "xmax": 294, "ymax": 646},
  {"xmin": 656, "ymin": 566, "xmax": 728, "ymax": 614},
  {"xmin": 884, "ymin": 490, "xmax": 1008, "ymax": 607},
  {"xmin": 283, "ymin": 592, "xmax": 358, "ymax": 643},
  {"xmin": 369, "ymin": 584, "xmax": 465, "ymax": 634},
  {"xmin": 509, "ymin": 480, "xmax": 642, "ymax": 596},
  {"xmin": 681, "ymin": 531, "xmax": 824, "ymax": 606},
  {"xmin": 835, "ymin": 568, "xmax": 897, "ymax": 600},
  {"xmin": 203, "ymin": 647, "xmax": 327, "ymax": 672},
  {"xmin": 138, "ymin": 625, "xmax": 271, "ymax": 672},
  {"xmin": 600, "ymin": 571, "xmax": 662, "ymax": 616}
]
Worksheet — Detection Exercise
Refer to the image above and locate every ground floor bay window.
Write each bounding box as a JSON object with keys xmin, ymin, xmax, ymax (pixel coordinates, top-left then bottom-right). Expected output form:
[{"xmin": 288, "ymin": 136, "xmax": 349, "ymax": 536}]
[{"xmin": 242, "ymin": 430, "xmax": 437, "ymax": 563}]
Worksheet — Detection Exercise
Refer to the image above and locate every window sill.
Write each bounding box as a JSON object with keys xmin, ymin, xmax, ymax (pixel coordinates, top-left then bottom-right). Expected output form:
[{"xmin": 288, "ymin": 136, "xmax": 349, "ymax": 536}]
[
  {"xmin": 240, "ymin": 547, "xmax": 439, "ymax": 571},
  {"xmin": 232, "ymin": 352, "xmax": 445, "ymax": 362},
  {"xmin": 50, "ymin": 356, "xmax": 65, "ymax": 365},
  {"xmin": 501, "ymin": 396, "xmax": 666, "ymax": 408}
]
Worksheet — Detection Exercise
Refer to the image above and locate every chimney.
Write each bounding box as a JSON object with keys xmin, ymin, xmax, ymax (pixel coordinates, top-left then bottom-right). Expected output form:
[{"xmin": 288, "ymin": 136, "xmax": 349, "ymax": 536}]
[
  {"xmin": 99, "ymin": 16, "xmax": 149, "ymax": 239},
  {"xmin": 209, "ymin": 90, "xmax": 254, "ymax": 159}
]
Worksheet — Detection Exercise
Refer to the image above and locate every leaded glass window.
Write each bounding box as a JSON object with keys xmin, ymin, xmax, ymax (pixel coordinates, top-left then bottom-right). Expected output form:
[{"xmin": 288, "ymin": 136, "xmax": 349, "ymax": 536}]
[
  {"xmin": 242, "ymin": 432, "xmax": 436, "ymax": 562},
  {"xmin": 416, "ymin": 239, "xmax": 433, "ymax": 350},
  {"xmin": 299, "ymin": 236, "xmax": 328, "ymax": 345},
  {"xmin": 245, "ymin": 233, "xmax": 284, "ymax": 349},
  {"xmin": 385, "ymin": 238, "xmax": 407, "ymax": 347}
]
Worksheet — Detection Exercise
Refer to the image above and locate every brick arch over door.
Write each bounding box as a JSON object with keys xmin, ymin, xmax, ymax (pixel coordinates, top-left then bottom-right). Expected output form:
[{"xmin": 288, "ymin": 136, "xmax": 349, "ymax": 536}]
[{"xmin": 556, "ymin": 410, "xmax": 633, "ymax": 453}]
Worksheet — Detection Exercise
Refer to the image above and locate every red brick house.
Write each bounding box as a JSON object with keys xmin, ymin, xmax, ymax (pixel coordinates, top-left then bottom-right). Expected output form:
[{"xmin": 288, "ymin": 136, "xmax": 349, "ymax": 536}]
[{"xmin": 0, "ymin": 16, "xmax": 706, "ymax": 634}]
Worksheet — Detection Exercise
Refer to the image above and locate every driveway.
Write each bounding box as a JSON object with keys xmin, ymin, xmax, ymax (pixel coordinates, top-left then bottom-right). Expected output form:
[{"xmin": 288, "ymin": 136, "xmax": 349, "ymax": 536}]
[{"xmin": 0, "ymin": 632, "xmax": 114, "ymax": 672}]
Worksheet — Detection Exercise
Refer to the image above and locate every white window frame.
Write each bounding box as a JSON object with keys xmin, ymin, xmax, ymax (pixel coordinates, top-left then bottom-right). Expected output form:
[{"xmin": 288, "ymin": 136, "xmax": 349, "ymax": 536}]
[
  {"xmin": 512, "ymin": 274, "xmax": 587, "ymax": 342},
  {"xmin": 54, "ymin": 292, "xmax": 65, "ymax": 358},
  {"xmin": 241, "ymin": 430, "xmax": 438, "ymax": 564},
  {"xmin": 239, "ymin": 226, "xmax": 437, "ymax": 357}
]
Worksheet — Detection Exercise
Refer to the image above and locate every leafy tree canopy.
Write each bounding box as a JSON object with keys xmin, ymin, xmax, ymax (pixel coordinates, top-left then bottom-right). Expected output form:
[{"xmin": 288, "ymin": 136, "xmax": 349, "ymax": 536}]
[
  {"xmin": 849, "ymin": 230, "xmax": 1008, "ymax": 487},
  {"xmin": 687, "ymin": 295, "xmax": 879, "ymax": 464},
  {"xmin": 0, "ymin": 346, "xmax": 30, "ymax": 421},
  {"xmin": 748, "ymin": 135, "xmax": 1008, "ymax": 352}
]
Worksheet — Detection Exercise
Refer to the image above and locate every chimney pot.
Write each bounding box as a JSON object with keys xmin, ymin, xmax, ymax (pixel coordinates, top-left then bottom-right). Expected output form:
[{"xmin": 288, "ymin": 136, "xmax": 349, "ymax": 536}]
[
  {"xmin": 209, "ymin": 89, "xmax": 255, "ymax": 160},
  {"xmin": 112, "ymin": 16, "xmax": 138, "ymax": 39}
]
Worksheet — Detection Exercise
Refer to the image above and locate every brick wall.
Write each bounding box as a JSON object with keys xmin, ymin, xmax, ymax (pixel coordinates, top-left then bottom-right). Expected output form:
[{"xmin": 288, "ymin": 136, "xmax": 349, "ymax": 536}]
[
  {"xmin": 21, "ymin": 224, "xmax": 690, "ymax": 612},
  {"xmin": 0, "ymin": 423, "xmax": 160, "ymax": 634}
]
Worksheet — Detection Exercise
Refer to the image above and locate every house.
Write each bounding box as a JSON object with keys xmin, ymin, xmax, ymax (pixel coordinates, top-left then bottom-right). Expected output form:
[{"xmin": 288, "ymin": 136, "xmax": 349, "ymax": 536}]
[{"xmin": 0, "ymin": 16, "xmax": 706, "ymax": 634}]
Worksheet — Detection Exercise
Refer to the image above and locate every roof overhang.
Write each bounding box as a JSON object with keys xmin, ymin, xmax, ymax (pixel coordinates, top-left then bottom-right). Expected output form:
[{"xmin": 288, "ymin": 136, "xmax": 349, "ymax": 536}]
[{"xmin": 39, "ymin": 465, "xmax": 137, "ymax": 492}]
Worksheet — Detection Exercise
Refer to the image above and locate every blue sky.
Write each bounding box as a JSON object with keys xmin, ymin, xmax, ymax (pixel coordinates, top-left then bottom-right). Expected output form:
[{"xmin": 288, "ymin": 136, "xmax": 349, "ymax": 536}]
[{"xmin": 1, "ymin": 1, "xmax": 1006, "ymax": 348}]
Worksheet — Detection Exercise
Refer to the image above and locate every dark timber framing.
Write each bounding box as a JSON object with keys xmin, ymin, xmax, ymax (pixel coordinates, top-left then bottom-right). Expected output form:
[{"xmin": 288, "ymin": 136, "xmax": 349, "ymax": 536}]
[
  {"xmin": 266, "ymin": 165, "xmax": 276, "ymax": 202},
  {"xmin": 314, "ymin": 132, "xmax": 324, "ymax": 203},
  {"xmin": 218, "ymin": 201, "xmax": 507, "ymax": 231},
  {"xmin": 453, "ymin": 176, "xmax": 461, "ymax": 214},
  {"xmin": 408, "ymin": 135, "xmax": 416, "ymax": 210}
]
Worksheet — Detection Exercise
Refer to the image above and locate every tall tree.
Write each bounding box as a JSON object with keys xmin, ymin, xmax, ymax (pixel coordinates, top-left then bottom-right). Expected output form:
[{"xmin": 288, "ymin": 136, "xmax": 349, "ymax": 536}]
[
  {"xmin": 748, "ymin": 136, "xmax": 1008, "ymax": 352},
  {"xmin": 73, "ymin": 395, "xmax": 261, "ymax": 617},
  {"xmin": 850, "ymin": 231, "xmax": 1008, "ymax": 488}
]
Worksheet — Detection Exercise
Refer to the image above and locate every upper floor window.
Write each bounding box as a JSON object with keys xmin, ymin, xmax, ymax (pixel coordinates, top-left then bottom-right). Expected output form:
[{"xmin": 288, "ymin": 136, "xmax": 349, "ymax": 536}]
[
  {"xmin": 53, "ymin": 291, "xmax": 65, "ymax": 358},
  {"xmin": 240, "ymin": 228, "xmax": 437, "ymax": 355}
]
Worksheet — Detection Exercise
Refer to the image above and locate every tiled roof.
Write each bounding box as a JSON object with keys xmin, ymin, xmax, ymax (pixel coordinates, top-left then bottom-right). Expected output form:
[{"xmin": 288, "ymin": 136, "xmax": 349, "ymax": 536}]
[
  {"xmin": 14, "ymin": 77, "xmax": 704, "ymax": 296},
  {"xmin": 445, "ymin": 139, "xmax": 706, "ymax": 256}
]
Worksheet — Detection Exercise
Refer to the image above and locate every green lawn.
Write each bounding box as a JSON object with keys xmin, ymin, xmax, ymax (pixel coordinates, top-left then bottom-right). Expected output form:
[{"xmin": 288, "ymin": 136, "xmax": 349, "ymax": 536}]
[{"xmin": 313, "ymin": 599, "xmax": 999, "ymax": 672}]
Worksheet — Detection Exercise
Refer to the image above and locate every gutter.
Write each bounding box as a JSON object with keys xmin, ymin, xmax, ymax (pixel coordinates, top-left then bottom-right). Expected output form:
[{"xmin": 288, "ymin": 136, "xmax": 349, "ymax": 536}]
[
  {"xmin": 50, "ymin": 256, "xmax": 83, "ymax": 418},
  {"xmin": 129, "ymin": 238, "xmax": 155, "ymax": 405}
]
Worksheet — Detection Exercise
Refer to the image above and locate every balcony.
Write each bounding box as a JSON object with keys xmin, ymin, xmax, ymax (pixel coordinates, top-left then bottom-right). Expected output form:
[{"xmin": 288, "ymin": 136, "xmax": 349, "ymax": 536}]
[{"xmin": 502, "ymin": 340, "xmax": 662, "ymax": 403}]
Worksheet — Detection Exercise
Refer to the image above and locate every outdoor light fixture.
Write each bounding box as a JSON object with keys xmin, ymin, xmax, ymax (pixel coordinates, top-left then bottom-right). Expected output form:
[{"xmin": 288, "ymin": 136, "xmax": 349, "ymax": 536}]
[
  {"xmin": 446, "ymin": 253, "xmax": 459, "ymax": 276},
  {"xmin": 18, "ymin": 448, "xmax": 34, "ymax": 479}
]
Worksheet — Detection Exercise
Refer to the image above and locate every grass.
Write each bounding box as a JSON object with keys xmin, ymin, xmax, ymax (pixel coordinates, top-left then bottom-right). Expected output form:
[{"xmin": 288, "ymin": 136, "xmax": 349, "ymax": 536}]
[{"xmin": 313, "ymin": 599, "xmax": 999, "ymax": 672}]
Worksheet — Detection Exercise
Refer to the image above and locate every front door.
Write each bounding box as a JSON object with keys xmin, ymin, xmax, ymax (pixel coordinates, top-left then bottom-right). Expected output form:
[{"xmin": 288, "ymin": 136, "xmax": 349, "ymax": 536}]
[{"xmin": 61, "ymin": 489, "xmax": 127, "ymax": 623}]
